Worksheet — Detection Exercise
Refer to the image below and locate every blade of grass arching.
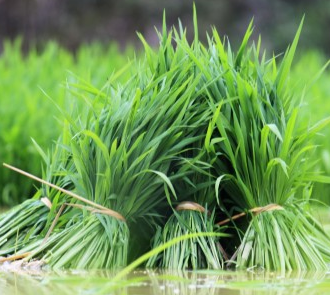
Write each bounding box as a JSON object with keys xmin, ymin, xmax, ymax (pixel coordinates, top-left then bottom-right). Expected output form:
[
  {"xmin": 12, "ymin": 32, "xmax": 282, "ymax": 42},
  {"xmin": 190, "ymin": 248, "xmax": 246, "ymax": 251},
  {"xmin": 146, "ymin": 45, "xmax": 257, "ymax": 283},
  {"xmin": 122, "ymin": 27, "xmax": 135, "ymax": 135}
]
[
  {"xmin": 176, "ymin": 40, "xmax": 211, "ymax": 80},
  {"xmin": 264, "ymin": 158, "xmax": 288, "ymax": 181},
  {"xmin": 212, "ymin": 27, "xmax": 228, "ymax": 66},
  {"xmin": 301, "ymin": 174, "xmax": 330, "ymax": 183},
  {"xmin": 280, "ymin": 108, "xmax": 298, "ymax": 160},
  {"xmin": 31, "ymin": 138, "xmax": 49, "ymax": 164},
  {"xmin": 296, "ymin": 117, "xmax": 330, "ymax": 146},
  {"xmin": 276, "ymin": 16, "xmax": 304, "ymax": 93},
  {"xmin": 205, "ymin": 102, "xmax": 223, "ymax": 153},
  {"xmin": 213, "ymin": 113, "xmax": 236, "ymax": 169},
  {"xmin": 232, "ymin": 110, "xmax": 249, "ymax": 180},
  {"xmin": 289, "ymin": 145, "xmax": 315, "ymax": 174},
  {"xmin": 193, "ymin": 3, "xmax": 198, "ymax": 48},
  {"xmin": 303, "ymin": 60, "xmax": 330, "ymax": 93},
  {"xmin": 142, "ymin": 169, "xmax": 177, "ymax": 201},
  {"xmin": 307, "ymin": 117, "xmax": 330, "ymax": 136},
  {"xmin": 267, "ymin": 124, "xmax": 283, "ymax": 142},
  {"xmin": 235, "ymin": 19, "xmax": 254, "ymax": 69},
  {"xmin": 108, "ymin": 232, "xmax": 223, "ymax": 284},
  {"xmin": 38, "ymin": 87, "xmax": 80, "ymax": 131},
  {"xmin": 68, "ymin": 82, "xmax": 106, "ymax": 98},
  {"xmin": 137, "ymin": 33, "xmax": 156, "ymax": 73}
]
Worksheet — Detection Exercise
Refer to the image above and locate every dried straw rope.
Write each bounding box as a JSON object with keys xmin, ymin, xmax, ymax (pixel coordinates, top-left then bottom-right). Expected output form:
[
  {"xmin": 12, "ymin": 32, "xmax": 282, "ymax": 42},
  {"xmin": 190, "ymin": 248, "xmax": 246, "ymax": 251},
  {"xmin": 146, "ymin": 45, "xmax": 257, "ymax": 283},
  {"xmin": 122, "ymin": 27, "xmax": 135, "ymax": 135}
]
[
  {"xmin": 176, "ymin": 201, "xmax": 207, "ymax": 213},
  {"xmin": 217, "ymin": 203, "xmax": 284, "ymax": 226},
  {"xmin": 3, "ymin": 163, "xmax": 125, "ymax": 222}
]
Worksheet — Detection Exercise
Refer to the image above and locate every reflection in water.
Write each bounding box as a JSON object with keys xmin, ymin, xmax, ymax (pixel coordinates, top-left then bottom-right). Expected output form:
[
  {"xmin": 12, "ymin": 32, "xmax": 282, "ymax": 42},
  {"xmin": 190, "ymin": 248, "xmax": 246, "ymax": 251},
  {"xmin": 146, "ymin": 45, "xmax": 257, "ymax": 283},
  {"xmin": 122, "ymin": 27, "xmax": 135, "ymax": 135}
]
[
  {"xmin": 143, "ymin": 270, "xmax": 330, "ymax": 295},
  {"xmin": 0, "ymin": 265, "xmax": 329, "ymax": 295}
]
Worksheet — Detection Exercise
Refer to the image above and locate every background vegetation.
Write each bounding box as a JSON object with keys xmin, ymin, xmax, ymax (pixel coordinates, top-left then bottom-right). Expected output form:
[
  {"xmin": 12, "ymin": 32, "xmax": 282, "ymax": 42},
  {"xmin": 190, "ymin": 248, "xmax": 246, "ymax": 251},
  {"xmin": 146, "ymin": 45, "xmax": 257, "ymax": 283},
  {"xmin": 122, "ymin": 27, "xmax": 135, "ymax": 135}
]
[
  {"xmin": 291, "ymin": 51, "xmax": 330, "ymax": 204},
  {"xmin": 0, "ymin": 41, "xmax": 132, "ymax": 205}
]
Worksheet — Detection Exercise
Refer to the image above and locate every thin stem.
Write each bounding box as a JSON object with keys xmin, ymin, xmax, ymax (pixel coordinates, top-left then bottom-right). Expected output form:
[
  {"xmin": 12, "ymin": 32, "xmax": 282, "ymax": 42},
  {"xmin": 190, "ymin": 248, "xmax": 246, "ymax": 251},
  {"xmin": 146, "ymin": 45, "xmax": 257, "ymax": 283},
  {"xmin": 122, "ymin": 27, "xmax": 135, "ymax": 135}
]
[{"xmin": 3, "ymin": 163, "xmax": 114, "ymax": 212}]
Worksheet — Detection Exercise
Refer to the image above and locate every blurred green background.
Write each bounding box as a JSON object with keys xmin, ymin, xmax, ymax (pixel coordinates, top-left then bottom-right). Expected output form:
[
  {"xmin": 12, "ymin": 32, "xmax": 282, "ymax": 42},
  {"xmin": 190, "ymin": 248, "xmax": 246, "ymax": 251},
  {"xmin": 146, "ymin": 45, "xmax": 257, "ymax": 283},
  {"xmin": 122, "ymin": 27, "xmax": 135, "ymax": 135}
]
[
  {"xmin": 1, "ymin": 0, "xmax": 330, "ymax": 53},
  {"xmin": 1, "ymin": 0, "xmax": 330, "ymax": 206}
]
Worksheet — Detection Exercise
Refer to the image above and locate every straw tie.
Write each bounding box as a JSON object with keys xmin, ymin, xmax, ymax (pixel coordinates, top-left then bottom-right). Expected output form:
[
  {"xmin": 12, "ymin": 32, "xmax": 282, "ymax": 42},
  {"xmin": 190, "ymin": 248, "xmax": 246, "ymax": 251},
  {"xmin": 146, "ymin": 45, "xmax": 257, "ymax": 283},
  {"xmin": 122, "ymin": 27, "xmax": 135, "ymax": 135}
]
[
  {"xmin": 40, "ymin": 197, "xmax": 52, "ymax": 209},
  {"xmin": 41, "ymin": 203, "xmax": 125, "ymax": 246},
  {"xmin": 65, "ymin": 203, "xmax": 126, "ymax": 221},
  {"xmin": 2, "ymin": 163, "xmax": 127, "ymax": 261},
  {"xmin": 0, "ymin": 252, "xmax": 33, "ymax": 263},
  {"xmin": 176, "ymin": 201, "xmax": 207, "ymax": 213},
  {"xmin": 217, "ymin": 203, "xmax": 284, "ymax": 226}
]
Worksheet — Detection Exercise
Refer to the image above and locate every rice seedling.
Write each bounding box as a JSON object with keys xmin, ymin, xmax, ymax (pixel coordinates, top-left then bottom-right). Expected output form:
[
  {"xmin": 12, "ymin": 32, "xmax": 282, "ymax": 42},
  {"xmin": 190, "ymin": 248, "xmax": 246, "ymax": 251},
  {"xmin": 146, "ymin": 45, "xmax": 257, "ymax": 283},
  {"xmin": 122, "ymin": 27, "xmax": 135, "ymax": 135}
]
[
  {"xmin": 201, "ymin": 18, "xmax": 330, "ymax": 271},
  {"xmin": 1, "ymin": 15, "xmax": 221, "ymax": 268},
  {"xmin": 143, "ymin": 10, "xmax": 230, "ymax": 270},
  {"xmin": 147, "ymin": 208, "xmax": 224, "ymax": 269}
]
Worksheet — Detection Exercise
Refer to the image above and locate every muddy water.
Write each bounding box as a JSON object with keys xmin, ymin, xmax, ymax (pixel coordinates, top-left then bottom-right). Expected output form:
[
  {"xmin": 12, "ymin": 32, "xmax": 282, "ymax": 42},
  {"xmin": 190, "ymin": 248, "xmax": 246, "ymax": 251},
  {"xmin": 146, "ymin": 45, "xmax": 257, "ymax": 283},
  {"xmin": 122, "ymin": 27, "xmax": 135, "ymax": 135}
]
[{"xmin": 0, "ymin": 267, "xmax": 329, "ymax": 295}]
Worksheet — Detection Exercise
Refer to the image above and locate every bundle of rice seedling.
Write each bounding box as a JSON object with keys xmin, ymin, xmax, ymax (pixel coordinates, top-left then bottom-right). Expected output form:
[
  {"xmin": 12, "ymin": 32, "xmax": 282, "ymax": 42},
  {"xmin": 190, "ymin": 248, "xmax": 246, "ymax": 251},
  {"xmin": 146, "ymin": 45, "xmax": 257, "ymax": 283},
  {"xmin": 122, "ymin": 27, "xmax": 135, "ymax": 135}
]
[
  {"xmin": 2, "ymin": 8, "xmax": 330, "ymax": 272},
  {"xmin": 147, "ymin": 10, "xmax": 330, "ymax": 271},
  {"xmin": 202, "ymin": 19, "xmax": 330, "ymax": 271},
  {"xmin": 147, "ymin": 205, "xmax": 224, "ymax": 269},
  {"xmin": 0, "ymin": 139, "xmax": 72, "ymax": 261},
  {"xmin": 0, "ymin": 197, "xmax": 50, "ymax": 258},
  {"xmin": 146, "ymin": 11, "xmax": 227, "ymax": 270},
  {"xmin": 1, "ymin": 15, "xmax": 220, "ymax": 268}
]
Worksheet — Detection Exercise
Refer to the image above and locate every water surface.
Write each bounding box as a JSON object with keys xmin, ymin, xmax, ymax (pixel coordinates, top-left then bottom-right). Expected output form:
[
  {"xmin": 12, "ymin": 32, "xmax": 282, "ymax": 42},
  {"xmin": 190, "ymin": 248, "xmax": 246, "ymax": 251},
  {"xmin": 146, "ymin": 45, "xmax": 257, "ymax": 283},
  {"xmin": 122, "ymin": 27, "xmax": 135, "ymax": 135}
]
[{"xmin": 0, "ymin": 266, "xmax": 329, "ymax": 295}]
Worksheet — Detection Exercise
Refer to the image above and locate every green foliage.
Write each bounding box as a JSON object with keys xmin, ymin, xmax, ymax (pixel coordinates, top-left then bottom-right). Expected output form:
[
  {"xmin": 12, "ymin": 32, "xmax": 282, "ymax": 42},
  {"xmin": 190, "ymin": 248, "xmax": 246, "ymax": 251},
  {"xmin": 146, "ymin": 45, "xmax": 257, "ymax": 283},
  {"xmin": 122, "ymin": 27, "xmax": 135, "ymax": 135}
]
[
  {"xmin": 0, "ymin": 39, "xmax": 132, "ymax": 206},
  {"xmin": 4, "ymin": 20, "xmax": 219, "ymax": 268},
  {"xmin": 145, "ymin": 14, "xmax": 330, "ymax": 271},
  {"xmin": 203, "ymin": 20, "xmax": 330, "ymax": 271},
  {"xmin": 1, "ymin": 11, "xmax": 330, "ymax": 272},
  {"xmin": 146, "ymin": 9, "xmax": 227, "ymax": 269}
]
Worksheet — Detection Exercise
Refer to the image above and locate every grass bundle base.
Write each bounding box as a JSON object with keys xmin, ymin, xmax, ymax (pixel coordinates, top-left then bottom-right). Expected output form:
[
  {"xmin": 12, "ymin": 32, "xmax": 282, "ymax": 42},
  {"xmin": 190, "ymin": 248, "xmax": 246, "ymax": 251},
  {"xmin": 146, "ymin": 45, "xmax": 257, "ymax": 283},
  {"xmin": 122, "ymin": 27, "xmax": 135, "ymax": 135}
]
[
  {"xmin": 147, "ymin": 207, "xmax": 224, "ymax": 269},
  {"xmin": 233, "ymin": 204, "xmax": 330, "ymax": 271},
  {"xmin": 0, "ymin": 198, "xmax": 49, "ymax": 256}
]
